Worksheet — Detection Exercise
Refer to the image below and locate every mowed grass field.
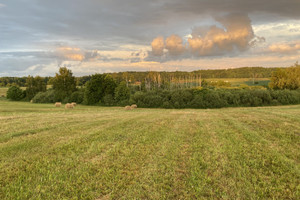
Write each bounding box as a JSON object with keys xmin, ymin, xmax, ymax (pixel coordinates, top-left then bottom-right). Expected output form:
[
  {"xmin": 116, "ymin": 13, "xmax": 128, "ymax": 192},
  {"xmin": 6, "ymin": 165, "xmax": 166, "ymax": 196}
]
[{"xmin": 0, "ymin": 100, "xmax": 299, "ymax": 199}]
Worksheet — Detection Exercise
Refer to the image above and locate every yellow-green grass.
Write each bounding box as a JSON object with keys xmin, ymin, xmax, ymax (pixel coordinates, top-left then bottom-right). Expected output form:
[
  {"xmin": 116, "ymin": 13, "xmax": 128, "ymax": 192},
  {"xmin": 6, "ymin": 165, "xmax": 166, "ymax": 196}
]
[
  {"xmin": 0, "ymin": 101, "xmax": 299, "ymax": 199},
  {"xmin": 205, "ymin": 78, "xmax": 270, "ymax": 86},
  {"xmin": 0, "ymin": 87, "xmax": 8, "ymax": 97}
]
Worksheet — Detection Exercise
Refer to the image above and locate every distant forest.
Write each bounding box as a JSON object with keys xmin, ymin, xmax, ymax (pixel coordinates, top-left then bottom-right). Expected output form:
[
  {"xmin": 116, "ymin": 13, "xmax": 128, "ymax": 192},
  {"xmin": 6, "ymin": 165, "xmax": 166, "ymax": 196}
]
[{"xmin": 0, "ymin": 67, "xmax": 280, "ymax": 87}]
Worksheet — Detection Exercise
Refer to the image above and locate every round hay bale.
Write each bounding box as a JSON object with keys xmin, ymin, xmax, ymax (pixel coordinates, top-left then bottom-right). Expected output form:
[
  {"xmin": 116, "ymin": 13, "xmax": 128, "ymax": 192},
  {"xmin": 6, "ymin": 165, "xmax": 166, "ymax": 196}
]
[
  {"xmin": 65, "ymin": 103, "xmax": 74, "ymax": 109},
  {"xmin": 55, "ymin": 102, "xmax": 62, "ymax": 107},
  {"xmin": 71, "ymin": 102, "xmax": 77, "ymax": 107},
  {"xmin": 131, "ymin": 104, "xmax": 137, "ymax": 109},
  {"xmin": 124, "ymin": 105, "xmax": 132, "ymax": 110},
  {"xmin": 30, "ymin": 100, "xmax": 33, "ymax": 103}
]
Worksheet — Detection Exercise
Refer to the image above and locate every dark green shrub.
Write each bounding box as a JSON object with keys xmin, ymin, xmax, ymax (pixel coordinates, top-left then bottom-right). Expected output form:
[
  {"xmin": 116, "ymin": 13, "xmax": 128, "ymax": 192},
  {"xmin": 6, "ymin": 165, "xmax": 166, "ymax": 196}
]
[
  {"xmin": 170, "ymin": 90, "xmax": 193, "ymax": 108},
  {"xmin": 6, "ymin": 86, "xmax": 24, "ymax": 101},
  {"xmin": 115, "ymin": 81, "xmax": 130, "ymax": 102},
  {"xmin": 84, "ymin": 74, "xmax": 117, "ymax": 105},
  {"xmin": 32, "ymin": 90, "xmax": 55, "ymax": 103},
  {"xmin": 70, "ymin": 91, "xmax": 84, "ymax": 104},
  {"xmin": 102, "ymin": 94, "xmax": 115, "ymax": 106},
  {"xmin": 190, "ymin": 94, "xmax": 205, "ymax": 108},
  {"xmin": 203, "ymin": 90, "xmax": 227, "ymax": 108}
]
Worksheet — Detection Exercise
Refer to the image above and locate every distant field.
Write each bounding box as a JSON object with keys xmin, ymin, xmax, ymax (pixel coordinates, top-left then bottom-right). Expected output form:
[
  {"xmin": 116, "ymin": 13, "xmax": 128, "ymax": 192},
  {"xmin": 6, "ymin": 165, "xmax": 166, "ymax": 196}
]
[
  {"xmin": 0, "ymin": 87, "xmax": 7, "ymax": 97},
  {"xmin": 205, "ymin": 78, "xmax": 270, "ymax": 86},
  {"xmin": 0, "ymin": 86, "xmax": 51, "ymax": 97},
  {"xmin": 0, "ymin": 100, "xmax": 299, "ymax": 199}
]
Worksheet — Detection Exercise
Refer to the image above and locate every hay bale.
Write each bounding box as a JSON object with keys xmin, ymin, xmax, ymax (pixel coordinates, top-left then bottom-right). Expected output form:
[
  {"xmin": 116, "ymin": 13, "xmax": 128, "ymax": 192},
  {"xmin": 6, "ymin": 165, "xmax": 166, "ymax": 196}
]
[
  {"xmin": 30, "ymin": 100, "xmax": 33, "ymax": 103},
  {"xmin": 55, "ymin": 102, "xmax": 62, "ymax": 107},
  {"xmin": 71, "ymin": 102, "xmax": 77, "ymax": 107},
  {"xmin": 131, "ymin": 104, "xmax": 137, "ymax": 109},
  {"xmin": 124, "ymin": 105, "xmax": 132, "ymax": 110},
  {"xmin": 65, "ymin": 103, "xmax": 74, "ymax": 109}
]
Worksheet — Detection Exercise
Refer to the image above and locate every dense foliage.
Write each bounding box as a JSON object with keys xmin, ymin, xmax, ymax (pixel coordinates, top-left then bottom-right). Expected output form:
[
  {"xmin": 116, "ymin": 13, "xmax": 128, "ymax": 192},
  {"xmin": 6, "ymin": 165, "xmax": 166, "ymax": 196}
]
[
  {"xmin": 25, "ymin": 76, "xmax": 47, "ymax": 100},
  {"xmin": 269, "ymin": 64, "xmax": 300, "ymax": 90},
  {"xmin": 4, "ymin": 66, "xmax": 300, "ymax": 108},
  {"xmin": 84, "ymin": 74, "xmax": 117, "ymax": 105},
  {"xmin": 52, "ymin": 67, "xmax": 77, "ymax": 101},
  {"xmin": 6, "ymin": 86, "xmax": 24, "ymax": 101},
  {"xmin": 32, "ymin": 89, "xmax": 56, "ymax": 103},
  {"xmin": 130, "ymin": 88, "xmax": 300, "ymax": 109}
]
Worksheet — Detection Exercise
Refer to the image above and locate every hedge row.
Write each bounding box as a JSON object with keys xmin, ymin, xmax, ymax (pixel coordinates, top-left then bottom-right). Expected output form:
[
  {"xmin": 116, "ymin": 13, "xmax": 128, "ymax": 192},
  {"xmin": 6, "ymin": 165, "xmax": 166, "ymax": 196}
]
[{"xmin": 131, "ymin": 89, "xmax": 300, "ymax": 109}]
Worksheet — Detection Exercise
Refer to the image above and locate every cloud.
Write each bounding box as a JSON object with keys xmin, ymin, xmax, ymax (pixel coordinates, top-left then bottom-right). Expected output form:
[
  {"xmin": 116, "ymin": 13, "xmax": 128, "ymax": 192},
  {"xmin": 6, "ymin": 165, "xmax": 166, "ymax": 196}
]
[
  {"xmin": 188, "ymin": 13, "xmax": 255, "ymax": 56},
  {"xmin": 149, "ymin": 13, "xmax": 263, "ymax": 60},
  {"xmin": 151, "ymin": 36, "xmax": 165, "ymax": 56},
  {"xmin": 0, "ymin": 4, "xmax": 5, "ymax": 8},
  {"xmin": 165, "ymin": 35, "xmax": 186, "ymax": 55},
  {"xmin": 56, "ymin": 47, "xmax": 85, "ymax": 61},
  {"xmin": 268, "ymin": 42, "xmax": 300, "ymax": 54},
  {"xmin": 163, "ymin": 0, "xmax": 300, "ymax": 20}
]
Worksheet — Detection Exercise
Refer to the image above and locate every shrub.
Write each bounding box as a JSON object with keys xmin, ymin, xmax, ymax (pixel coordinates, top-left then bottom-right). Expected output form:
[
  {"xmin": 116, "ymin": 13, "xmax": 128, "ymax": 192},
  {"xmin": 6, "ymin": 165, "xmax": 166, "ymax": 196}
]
[
  {"xmin": 115, "ymin": 81, "xmax": 130, "ymax": 102},
  {"xmin": 6, "ymin": 86, "xmax": 24, "ymax": 101},
  {"xmin": 70, "ymin": 90, "xmax": 84, "ymax": 104},
  {"xmin": 84, "ymin": 74, "xmax": 117, "ymax": 105},
  {"xmin": 203, "ymin": 90, "xmax": 227, "ymax": 108},
  {"xmin": 32, "ymin": 89, "xmax": 55, "ymax": 103},
  {"xmin": 102, "ymin": 94, "xmax": 115, "ymax": 106}
]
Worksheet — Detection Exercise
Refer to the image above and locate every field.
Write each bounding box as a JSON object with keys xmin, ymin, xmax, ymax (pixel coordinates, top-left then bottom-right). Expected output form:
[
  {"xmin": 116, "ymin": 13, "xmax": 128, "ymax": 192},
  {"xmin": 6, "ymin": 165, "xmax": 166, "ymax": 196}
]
[
  {"xmin": 0, "ymin": 100, "xmax": 299, "ymax": 199},
  {"xmin": 0, "ymin": 87, "xmax": 9, "ymax": 97},
  {"xmin": 205, "ymin": 78, "xmax": 270, "ymax": 86}
]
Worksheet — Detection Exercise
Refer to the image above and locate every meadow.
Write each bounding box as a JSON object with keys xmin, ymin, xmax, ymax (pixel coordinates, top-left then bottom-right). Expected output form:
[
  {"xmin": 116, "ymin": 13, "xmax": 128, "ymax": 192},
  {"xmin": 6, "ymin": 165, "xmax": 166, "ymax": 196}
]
[{"xmin": 0, "ymin": 100, "xmax": 299, "ymax": 199}]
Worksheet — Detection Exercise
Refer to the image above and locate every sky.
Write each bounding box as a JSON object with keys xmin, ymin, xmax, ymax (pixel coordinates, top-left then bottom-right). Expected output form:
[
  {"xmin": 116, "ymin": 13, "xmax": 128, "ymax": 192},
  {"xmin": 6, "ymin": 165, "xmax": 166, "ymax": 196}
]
[{"xmin": 0, "ymin": 0, "xmax": 300, "ymax": 77}]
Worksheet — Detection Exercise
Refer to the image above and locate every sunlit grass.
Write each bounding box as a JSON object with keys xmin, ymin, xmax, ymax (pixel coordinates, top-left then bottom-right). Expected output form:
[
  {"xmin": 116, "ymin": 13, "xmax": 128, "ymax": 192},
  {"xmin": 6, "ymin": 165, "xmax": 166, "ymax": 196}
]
[{"xmin": 0, "ymin": 100, "xmax": 299, "ymax": 199}]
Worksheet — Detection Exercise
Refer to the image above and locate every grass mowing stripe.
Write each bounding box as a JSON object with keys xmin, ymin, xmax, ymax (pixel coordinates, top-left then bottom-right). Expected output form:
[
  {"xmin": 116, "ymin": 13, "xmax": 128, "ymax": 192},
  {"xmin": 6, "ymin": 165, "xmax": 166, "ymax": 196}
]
[
  {"xmin": 1, "ymin": 101, "xmax": 299, "ymax": 199},
  {"xmin": 1, "ymin": 112, "xmax": 170, "ymax": 199},
  {"xmin": 216, "ymin": 112, "xmax": 299, "ymax": 199}
]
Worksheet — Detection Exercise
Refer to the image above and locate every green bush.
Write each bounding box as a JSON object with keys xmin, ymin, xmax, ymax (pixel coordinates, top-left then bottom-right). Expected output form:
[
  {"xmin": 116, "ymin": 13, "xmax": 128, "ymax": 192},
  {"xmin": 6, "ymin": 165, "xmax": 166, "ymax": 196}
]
[
  {"xmin": 32, "ymin": 90, "xmax": 56, "ymax": 103},
  {"xmin": 70, "ymin": 90, "xmax": 84, "ymax": 104},
  {"xmin": 84, "ymin": 74, "xmax": 117, "ymax": 105},
  {"xmin": 102, "ymin": 94, "xmax": 115, "ymax": 106},
  {"xmin": 6, "ymin": 86, "xmax": 24, "ymax": 101},
  {"xmin": 115, "ymin": 81, "xmax": 130, "ymax": 102}
]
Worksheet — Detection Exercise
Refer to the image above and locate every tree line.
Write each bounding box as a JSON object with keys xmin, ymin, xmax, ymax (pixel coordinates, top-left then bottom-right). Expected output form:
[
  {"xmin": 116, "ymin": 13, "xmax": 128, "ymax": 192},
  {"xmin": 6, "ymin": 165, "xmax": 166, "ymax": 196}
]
[
  {"xmin": 5, "ymin": 64, "xmax": 300, "ymax": 109},
  {"xmin": 0, "ymin": 67, "xmax": 279, "ymax": 88}
]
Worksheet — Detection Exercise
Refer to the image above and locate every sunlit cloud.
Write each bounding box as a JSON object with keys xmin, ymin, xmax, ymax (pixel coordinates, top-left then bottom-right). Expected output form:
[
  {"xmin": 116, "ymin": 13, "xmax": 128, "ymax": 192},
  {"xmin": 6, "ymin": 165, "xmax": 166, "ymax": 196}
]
[
  {"xmin": 1, "ymin": 0, "xmax": 300, "ymax": 76},
  {"xmin": 149, "ymin": 13, "xmax": 265, "ymax": 60},
  {"xmin": 268, "ymin": 42, "xmax": 300, "ymax": 54}
]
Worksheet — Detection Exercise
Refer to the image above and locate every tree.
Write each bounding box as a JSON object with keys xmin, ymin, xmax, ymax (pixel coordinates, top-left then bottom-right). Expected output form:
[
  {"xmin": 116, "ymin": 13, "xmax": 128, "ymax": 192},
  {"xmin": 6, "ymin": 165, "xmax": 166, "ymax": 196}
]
[
  {"xmin": 84, "ymin": 74, "xmax": 117, "ymax": 105},
  {"xmin": 25, "ymin": 76, "xmax": 46, "ymax": 100},
  {"xmin": 6, "ymin": 85, "xmax": 24, "ymax": 101},
  {"xmin": 269, "ymin": 64, "xmax": 300, "ymax": 90},
  {"xmin": 114, "ymin": 81, "xmax": 130, "ymax": 102},
  {"xmin": 52, "ymin": 67, "xmax": 77, "ymax": 101}
]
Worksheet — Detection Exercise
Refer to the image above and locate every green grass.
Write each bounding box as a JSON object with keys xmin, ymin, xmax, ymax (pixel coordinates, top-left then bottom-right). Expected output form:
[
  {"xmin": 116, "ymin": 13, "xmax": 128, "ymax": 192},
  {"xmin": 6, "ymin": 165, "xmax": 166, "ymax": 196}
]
[
  {"xmin": 0, "ymin": 87, "xmax": 8, "ymax": 97},
  {"xmin": 0, "ymin": 101, "xmax": 299, "ymax": 199},
  {"xmin": 205, "ymin": 78, "xmax": 270, "ymax": 86}
]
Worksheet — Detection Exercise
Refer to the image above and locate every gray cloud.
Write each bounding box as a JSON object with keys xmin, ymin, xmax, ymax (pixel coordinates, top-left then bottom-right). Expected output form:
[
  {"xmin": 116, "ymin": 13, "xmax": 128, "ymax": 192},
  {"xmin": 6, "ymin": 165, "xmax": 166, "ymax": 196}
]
[
  {"xmin": 149, "ymin": 13, "xmax": 265, "ymax": 60},
  {"xmin": 163, "ymin": 0, "xmax": 300, "ymax": 20},
  {"xmin": 0, "ymin": 0, "xmax": 299, "ymax": 76}
]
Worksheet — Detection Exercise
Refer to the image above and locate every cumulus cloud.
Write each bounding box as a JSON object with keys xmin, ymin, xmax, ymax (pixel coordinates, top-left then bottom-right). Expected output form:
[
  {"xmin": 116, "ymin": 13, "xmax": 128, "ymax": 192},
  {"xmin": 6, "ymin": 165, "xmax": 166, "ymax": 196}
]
[
  {"xmin": 150, "ymin": 13, "xmax": 263, "ymax": 60},
  {"xmin": 268, "ymin": 42, "xmax": 300, "ymax": 54},
  {"xmin": 151, "ymin": 36, "xmax": 165, "ymax": 56},
  {"xmin": 188, "ymin": 13, "xmax": 255, "ymax": 56},
  {"xmin": 165, "ymin": 35, "xmax": 186, "ymax": 55},
  {"xmin": 54, "ymin": 47, "xmax": 102, "ymax": 65},
  {"xmin": 56, "ymin": 47, "xmax": 85, "ymax": 61}
]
